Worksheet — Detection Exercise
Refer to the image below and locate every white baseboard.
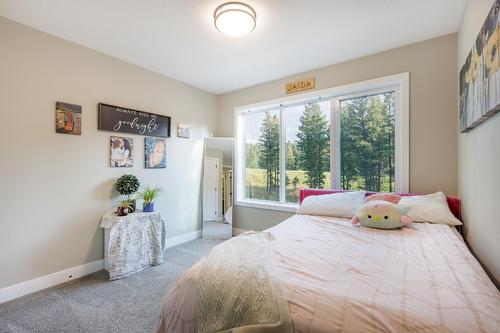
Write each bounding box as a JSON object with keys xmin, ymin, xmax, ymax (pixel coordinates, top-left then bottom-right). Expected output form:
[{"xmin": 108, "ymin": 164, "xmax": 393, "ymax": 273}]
[
  {"xmin": 232, "ymin": 227, "xmax": 248, "ymax": 236},
  {"xmin": 0, "ymin": 229, "xmax": 202, "ymax": 304},
  {"xmin": 0, "ymin": 259, "xmax": 104, "ymax": 304},
  {"xmin": 165, "ymin": 229, "xmax": 202, "ymax": 249}
]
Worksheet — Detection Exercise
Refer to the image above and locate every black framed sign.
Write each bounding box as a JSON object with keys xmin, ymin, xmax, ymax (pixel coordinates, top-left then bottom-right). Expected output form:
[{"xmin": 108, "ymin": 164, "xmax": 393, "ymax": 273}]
[{"xmin": 98, "ymin": 103, "xmax": 170, "ymax": 138}]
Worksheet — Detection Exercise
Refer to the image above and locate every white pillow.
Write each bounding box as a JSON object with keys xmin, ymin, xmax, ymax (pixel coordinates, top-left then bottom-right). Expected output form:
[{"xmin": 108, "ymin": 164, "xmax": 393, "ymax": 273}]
[
  {"xmin": 297, "ymin": 191, "xmax": 366, "ymax": 218},
  {"xmin": 398, "ymin": 192, "xmax": 462, "ymax": 226}
]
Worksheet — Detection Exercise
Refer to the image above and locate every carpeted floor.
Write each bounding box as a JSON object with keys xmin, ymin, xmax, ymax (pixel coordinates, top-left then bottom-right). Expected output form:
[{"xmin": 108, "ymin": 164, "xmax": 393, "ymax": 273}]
[{"xmin": 0, "ymin": 238, "xmax": 223, "ymax": 333}]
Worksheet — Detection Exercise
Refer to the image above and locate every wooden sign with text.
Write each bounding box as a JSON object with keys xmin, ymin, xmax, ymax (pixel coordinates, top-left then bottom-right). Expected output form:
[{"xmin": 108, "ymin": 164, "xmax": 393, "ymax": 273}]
[
  {"xmin": 286, "ymin": 78, "xmax": 315, "ymax": 95},
  {"xmin": 98, "ymin": 103, "xmax": 170, "ymax": 138}
]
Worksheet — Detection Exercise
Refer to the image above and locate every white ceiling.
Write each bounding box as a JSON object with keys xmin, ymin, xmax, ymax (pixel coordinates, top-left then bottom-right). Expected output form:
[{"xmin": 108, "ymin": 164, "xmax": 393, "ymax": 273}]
[{"xmin": 0, "ymin": 0, "xmax": 467, "ymax": 94}]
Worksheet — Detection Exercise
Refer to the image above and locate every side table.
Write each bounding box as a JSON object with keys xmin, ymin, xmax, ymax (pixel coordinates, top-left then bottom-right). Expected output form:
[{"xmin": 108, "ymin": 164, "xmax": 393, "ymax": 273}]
[{"xmin": 100, "ymin": 211, "xmax": 166, "ymax": 280}]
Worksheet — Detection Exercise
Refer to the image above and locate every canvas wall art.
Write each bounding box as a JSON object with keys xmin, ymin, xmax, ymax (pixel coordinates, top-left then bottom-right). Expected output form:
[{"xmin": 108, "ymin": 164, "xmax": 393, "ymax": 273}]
[
  {"xmin": 177, "ymin": 124, "xmax": 190, "ymax": 138},
  {"xmin": 460, "ymin": 0, "xmax": 500, "ymax": 133},
  {"xmin": 110, "ymin": 136, "xmax": 134, "ymax": 167},
  {"xmin": 98, "ymin": 103, "xmax": 171, "ymax": 138},
  {"xmin": 56, "ymin": 102, "xmax": 81, "ymax": 135},
  {"xmin": 145, "ymin": 137, "xmax": 166, "ymax": 169}
]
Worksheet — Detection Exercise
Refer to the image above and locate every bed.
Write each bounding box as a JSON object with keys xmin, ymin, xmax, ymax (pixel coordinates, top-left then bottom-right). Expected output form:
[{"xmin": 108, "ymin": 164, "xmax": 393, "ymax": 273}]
[{"xmin": 156, "ymin": 190, "xmax": 500, "ymax": 333}]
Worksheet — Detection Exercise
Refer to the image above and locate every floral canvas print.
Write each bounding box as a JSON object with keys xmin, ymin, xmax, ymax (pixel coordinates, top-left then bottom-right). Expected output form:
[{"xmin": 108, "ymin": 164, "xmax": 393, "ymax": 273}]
[
  {"xmin": 145, "ymin": 137, "xmax": 166, "ymax": 169},
  {"xmin": 110, "ymin": 136, "xmax": 133, "ymax": 167},
  {"xmin": 460, "ymin": 0, "xmax": 500, "ymax": 132},
  {"xmin": 56, "ymin": 102, "xmax": 81, "ymax": 135}
]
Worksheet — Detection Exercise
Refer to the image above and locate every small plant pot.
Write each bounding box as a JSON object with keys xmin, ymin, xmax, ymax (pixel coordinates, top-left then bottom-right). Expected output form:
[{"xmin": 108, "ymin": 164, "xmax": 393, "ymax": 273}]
[
  {"xmin": 116, "ymin": 206, "xmax": 131, "ymax": 216},
  {"xmin": 143, "ymin": 202, "xmax": 154, "ymax": 212}
]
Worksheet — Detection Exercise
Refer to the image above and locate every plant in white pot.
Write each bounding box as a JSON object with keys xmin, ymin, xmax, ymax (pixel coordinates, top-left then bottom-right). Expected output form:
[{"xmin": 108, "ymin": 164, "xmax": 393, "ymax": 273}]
[{"xmin": 138, "ymin": 186, "xmax": 162, "ymax": 212}]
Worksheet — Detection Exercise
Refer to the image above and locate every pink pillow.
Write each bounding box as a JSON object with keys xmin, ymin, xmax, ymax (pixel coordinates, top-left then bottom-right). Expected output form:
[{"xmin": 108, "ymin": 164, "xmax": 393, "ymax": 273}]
[{"xmin": 365, "ymin": 193, "xmax": 401, "ymax": 204}]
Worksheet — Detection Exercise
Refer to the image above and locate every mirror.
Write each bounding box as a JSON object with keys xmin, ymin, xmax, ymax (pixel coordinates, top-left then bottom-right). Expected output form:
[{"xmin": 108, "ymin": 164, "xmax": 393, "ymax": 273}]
[{"xmin": 202, "ymin": 137, "xmax": 233, "ymax": 239}]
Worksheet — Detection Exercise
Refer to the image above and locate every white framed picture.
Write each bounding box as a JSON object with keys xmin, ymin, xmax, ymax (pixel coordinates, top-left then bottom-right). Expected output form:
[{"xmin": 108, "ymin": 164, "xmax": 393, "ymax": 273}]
[{"xmin": 177, "ymin": 124, "xmax": 190, "ymax": 138}]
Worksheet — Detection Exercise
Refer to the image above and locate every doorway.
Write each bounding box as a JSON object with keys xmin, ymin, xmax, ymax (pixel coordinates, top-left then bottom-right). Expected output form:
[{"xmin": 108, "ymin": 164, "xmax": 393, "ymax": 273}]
[{"xmin": 203, "ymin": 157, "xmax": 218, "ymax": 222}]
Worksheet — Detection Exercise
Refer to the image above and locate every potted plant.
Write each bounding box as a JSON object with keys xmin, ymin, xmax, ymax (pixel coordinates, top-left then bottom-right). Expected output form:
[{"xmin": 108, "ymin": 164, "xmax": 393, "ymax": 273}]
[
  {"xmin": 116, "ymin": 200, "xmax": 133, "ymax": 217},
  {"xmin": 115, "ymin": 174, "xmax": 140, "ymax": 211},
  {"xmin": 138, "ymin": 186, "xmax": 162, "ymax": 212}
]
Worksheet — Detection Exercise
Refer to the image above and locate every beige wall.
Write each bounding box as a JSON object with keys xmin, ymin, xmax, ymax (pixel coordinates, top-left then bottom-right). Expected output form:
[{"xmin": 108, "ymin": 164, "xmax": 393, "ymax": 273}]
[
  {"xmin": 457, "ymin": 0, "xmax": 500, "ymax": 286},
  {"xmin": 218, "ymin": 34, "xmax": 459, "ymax": 231},
  {"xmin": 0, "ymin": 17, "xmax": 218, "ymax": 289}
]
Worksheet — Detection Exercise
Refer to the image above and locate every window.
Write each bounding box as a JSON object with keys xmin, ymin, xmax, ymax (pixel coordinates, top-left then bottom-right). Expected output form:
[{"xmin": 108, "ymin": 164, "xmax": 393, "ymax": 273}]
[
  {"xmin": 235, "ymin": 73, "xmax": 409, "ymax": 212},
  {"xmin": 338, "ymin": 92, "xmax": 395, "ymax": 192},
  {"xmin": 285, "ymin": 100, "xmax": 331, "ymax": 203},
  {"xmin": 244, "ymin": 109, "xmax": 280, "ymax": 201}
]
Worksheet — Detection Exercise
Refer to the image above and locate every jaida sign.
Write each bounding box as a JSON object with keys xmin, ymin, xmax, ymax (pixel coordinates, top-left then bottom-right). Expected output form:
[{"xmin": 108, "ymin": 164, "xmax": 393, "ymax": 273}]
[
  {"xmin": 98, "ymin": 103, "xmax": 171, "ymax": 138},
  {"xmin": 285, "ymin": 78, "xmax": 315, "ymax": 95}
]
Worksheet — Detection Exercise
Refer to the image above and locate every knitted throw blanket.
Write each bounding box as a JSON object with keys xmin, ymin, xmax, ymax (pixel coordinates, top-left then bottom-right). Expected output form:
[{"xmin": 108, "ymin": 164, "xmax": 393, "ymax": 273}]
[{"xmin": 198, "ymin": 232, "xmax": 292, "ymax": 333}]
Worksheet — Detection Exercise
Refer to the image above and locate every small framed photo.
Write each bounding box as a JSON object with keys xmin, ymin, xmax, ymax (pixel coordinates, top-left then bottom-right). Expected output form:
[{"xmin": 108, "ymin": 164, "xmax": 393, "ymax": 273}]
[
  {"xmin": 56, "ymin": 102, "xmax": 81, "ymax": 135},
  {"xmin": 177, "ymin": 124, "xmax": 190, "ymax": 139},
  {"xmin": 110, "ymin": 136, "xmax": 134, "ymax": 167},
  {"xmin": 145, "ymin": 137, "xmax": 166, "ymax": 168}
]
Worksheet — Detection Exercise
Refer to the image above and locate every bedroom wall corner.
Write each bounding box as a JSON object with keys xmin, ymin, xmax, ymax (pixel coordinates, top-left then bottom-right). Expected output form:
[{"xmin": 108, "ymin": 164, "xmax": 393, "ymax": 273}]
[{"xmin": 457, "ymin": 0, "xmax": 500, "ymax": 287}]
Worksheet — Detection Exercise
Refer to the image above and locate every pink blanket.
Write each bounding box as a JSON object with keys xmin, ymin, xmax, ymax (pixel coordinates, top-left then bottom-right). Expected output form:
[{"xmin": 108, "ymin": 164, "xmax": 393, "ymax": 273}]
[{"xmin": 158, "ymin": 215, "xmax": 500, "ymax": 332}]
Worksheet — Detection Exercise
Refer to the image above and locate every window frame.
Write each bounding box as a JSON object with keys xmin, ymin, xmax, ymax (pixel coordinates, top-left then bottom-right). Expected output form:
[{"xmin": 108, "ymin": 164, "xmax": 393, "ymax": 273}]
[{"xmin": 234, "ymin": 73, "xmax": 409, "ymax": 213}]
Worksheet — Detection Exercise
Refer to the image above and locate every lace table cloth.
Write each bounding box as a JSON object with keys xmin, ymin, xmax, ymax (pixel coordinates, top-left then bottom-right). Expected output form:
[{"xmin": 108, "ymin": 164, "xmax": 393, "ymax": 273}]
[{"xmin": 100, "ymin": 211, "xmax": 166, "ymax": 280}]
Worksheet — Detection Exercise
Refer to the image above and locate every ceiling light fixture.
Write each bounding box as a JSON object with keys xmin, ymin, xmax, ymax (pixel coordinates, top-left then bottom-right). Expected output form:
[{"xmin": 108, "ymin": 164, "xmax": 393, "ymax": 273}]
[{"xmin": 214, "ymin": 2, "xmax": 256, "ymax": 37}]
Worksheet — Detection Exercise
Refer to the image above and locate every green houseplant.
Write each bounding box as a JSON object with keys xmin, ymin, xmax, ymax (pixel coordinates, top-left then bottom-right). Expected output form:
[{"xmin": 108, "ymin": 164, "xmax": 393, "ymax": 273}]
[
  {"xmin": 115, "ymin": 174, "xmax": 140, "ymax": 211},
  {"xmin": 137, "ymin": 186, "xmax": 162, "ymax": 212}
]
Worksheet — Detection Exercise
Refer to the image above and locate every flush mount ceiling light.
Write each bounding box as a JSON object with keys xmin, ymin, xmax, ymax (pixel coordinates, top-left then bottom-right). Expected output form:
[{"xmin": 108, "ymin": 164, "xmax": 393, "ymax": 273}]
[{"xmin": 214, "ymin": 2, "xmax": 256, "ymax": 37}]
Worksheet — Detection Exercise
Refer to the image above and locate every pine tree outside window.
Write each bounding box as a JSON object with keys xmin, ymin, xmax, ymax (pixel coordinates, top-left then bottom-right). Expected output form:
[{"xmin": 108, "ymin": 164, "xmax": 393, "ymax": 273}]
[{"xmin": 285, "ymin": 101, "xmax": 331, "ymax": 203}]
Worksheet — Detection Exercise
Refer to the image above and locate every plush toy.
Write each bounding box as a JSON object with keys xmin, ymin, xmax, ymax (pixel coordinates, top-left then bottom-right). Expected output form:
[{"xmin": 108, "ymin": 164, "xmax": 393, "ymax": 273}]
[
  {"xmin": 351, "ymin": 200, "xmax": 412, "ymax": 230},
  {"xmin": 365, "ymin": 193, "xmax": 401, "ymax": 204}
]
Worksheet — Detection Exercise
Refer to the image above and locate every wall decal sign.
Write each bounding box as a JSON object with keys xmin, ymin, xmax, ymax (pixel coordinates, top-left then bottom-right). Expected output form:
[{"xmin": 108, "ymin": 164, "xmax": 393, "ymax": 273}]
[
  {"xmin": 286, "ymin": 78, "xmax": 315, "ymax": 95},
  {"xmin": 98, "ymin": 103, "xmax": 170, "ymax": 138},
  {"xmin": 56, "ymin": 102, "xmax": 82, "ymax": 135}
]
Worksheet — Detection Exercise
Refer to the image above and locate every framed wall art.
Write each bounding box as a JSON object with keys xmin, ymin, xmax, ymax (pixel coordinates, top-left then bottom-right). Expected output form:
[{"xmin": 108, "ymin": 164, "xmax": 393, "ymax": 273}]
[
  {"xmin": 177, "ymin": 124, "xmax": 190, "ymax": 138},
  {"xmin": 459, "ymin": 0, "xmax": 500, "ymax": 132},
  {"xmin": 55, "ymin": 102, "xmax": 82, "ymax": 135},
  {"xmin": 145, "ymin": 137, "xmax": 166, "ymax": 169},
  {"xmin": 110, "ymin": 136, "xmax": 134, "ymax": 167},
  {"xmin": 98, "ymin": 103, "xmax": 171, "ymax": 138}
]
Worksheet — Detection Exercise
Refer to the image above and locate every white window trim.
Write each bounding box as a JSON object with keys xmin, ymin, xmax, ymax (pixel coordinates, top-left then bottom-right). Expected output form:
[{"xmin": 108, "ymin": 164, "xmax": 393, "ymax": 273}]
[{"xmin": 234, "ymin": 73, "xmax": 410, "ymax": 213}]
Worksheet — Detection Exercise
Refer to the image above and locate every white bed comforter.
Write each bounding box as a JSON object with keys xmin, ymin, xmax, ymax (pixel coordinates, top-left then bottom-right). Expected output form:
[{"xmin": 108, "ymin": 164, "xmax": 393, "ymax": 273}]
[{"xmin": 157, "ymin": 215, "xmax": 500, "ymax": 333}]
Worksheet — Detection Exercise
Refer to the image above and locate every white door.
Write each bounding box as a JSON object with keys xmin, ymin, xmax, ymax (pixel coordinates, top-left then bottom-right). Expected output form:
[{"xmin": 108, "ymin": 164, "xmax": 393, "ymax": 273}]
[
  {"xmin": 203, "ymin": 158, "xmax": 218, "ymax": 221},
  {"xmin": 224, "ymin": 170, "xmax": 233, "ymax": 213}
]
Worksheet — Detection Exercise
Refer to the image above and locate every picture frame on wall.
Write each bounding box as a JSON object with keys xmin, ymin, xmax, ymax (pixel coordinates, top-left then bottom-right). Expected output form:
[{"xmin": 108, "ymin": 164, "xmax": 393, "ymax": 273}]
[
  {"xmin": 55, "ymin": 102, "xmax": 82, "ymax": 135},
  {"xmin": 145, "ymin": 137, "xmax": 166, "ymax": 169},
  {"xmin": 98, "ymin": 103, "xmax": 171, "ymax": 138},
  {"xmin": 177, "ymin": 124, "xmax": 190, "ymax": 138},
  {"xmin": 110, "ymin": 136, "xmax": 134, "ymax": 167},
  {"xmin": 459, "ymin": 0, "xmax": 500, "ymax": 132}
]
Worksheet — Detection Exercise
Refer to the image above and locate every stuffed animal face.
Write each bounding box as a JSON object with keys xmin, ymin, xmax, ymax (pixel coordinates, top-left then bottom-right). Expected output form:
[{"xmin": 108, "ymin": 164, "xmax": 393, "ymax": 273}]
[{"xmin": 351, "ymin": 200, "xmax": 412, "ymax": 230}]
